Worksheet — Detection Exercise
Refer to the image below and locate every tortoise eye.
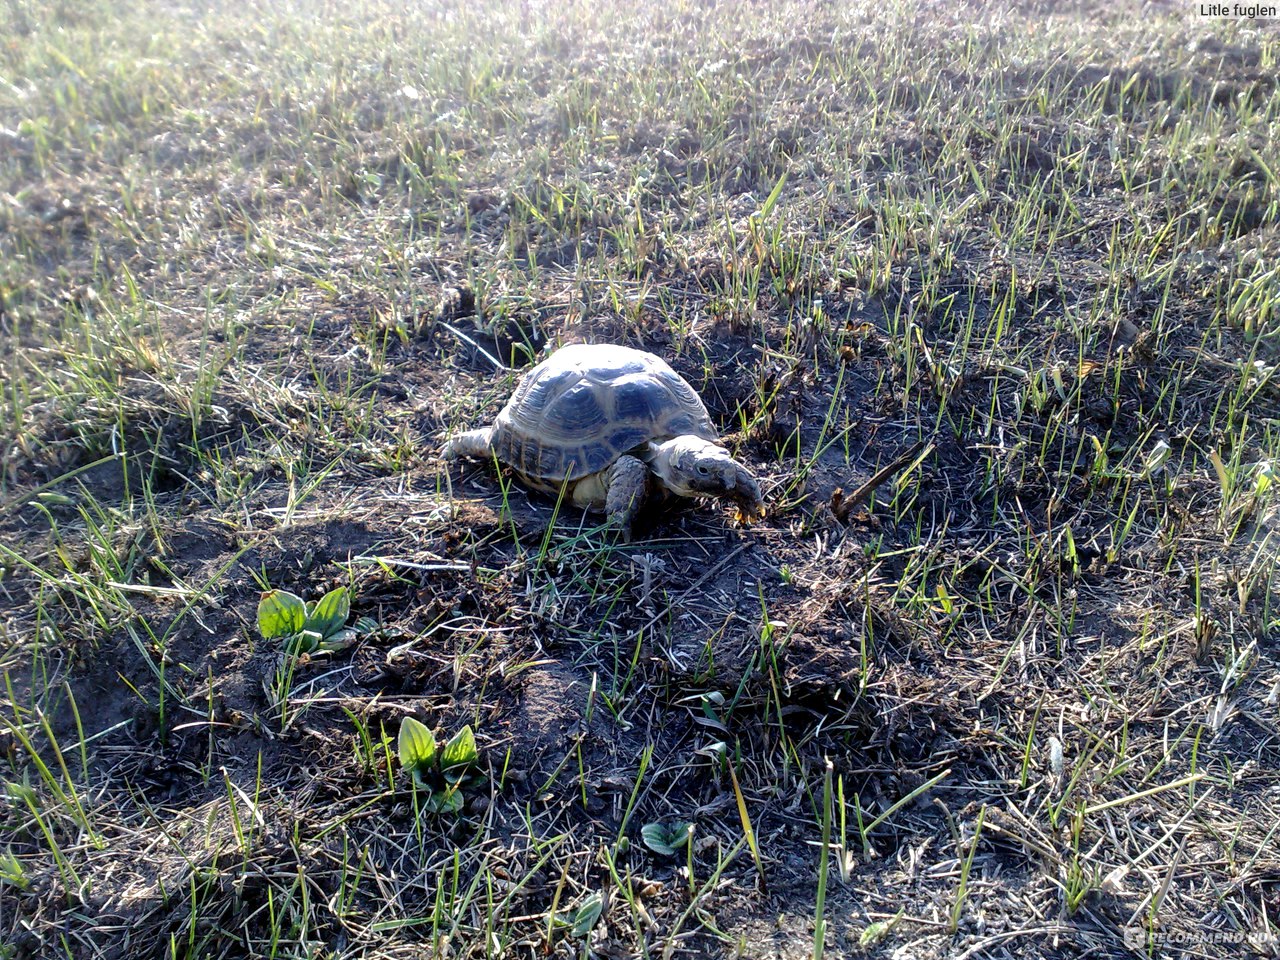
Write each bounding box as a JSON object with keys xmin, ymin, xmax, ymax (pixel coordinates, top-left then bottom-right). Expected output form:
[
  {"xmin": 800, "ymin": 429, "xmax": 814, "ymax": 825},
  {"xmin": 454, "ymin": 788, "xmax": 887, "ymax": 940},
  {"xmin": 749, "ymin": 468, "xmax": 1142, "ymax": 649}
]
[{"xmin": 696, "ymin": 464, "xmax": 710, "ymax": 477}]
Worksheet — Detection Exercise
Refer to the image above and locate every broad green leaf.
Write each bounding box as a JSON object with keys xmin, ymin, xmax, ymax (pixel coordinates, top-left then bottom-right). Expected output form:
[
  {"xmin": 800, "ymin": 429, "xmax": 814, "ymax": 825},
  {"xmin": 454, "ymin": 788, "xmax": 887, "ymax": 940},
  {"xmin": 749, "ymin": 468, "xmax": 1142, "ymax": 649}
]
[
  {"xmin": 571, "ymin": 893, "xmax": 603, "ymax": 937},
  {"xmin": 257, "ymin": 590, "xmax": 306, "ymax": 641},
  {"xmin": 640, "ymin": 821, "xmax": 693, "ymax": 856},
  {"xmin": 425, "ymin": 786, "xmax": 464, "ymax": 814},
  {"xmin": 398, "ymin": 717, "xmax": 436, "ymax": 772},
  {"xmin": 288, "ymin": 629, "xmax": 323, "ymax": 654},
  {"xmin": 306, "ymin": 587, "xmax": 350, "ymax": 640},
  {"xmin": 318, "ymin": 627, "xmax": 358, "ymax": 651},
  {"xmin": 441, "ymin": 725, "xmax": 478, "ymax": 770}
]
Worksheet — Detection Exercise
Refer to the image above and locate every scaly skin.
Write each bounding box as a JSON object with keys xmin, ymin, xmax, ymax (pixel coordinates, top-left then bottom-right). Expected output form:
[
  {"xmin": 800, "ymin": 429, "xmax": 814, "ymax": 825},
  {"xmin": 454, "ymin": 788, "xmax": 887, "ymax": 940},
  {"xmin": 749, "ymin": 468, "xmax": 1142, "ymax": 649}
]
[
  {"xmin": 604, "ymin": 454, "xmax": 650, "ymax": 540},
  {"xmin": 644, "ymin": 436, "xmax": 764, "ymax": 520},
  {"xmin": 441, "ymin": 427, "xmax": 494, "ymax": 461}
]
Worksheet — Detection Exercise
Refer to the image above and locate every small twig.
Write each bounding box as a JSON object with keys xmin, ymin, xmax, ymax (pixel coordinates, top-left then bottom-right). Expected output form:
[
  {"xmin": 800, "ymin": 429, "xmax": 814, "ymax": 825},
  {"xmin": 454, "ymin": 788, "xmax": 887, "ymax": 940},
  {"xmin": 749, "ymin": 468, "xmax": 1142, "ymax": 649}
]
[
  {"xmin": 105, "ymin": 582, "xmax": 200, "ymax": 598},
  {"xmin": 438, "ymin": 321, "xmax": 513, "ymax": 372},
  {"xmin": 832, "ymin": 440, "xmax": 929, "ymax": 522},
  {"xmin": 350, "ymin": 557, "xmax": 474, "ymax": 573}
]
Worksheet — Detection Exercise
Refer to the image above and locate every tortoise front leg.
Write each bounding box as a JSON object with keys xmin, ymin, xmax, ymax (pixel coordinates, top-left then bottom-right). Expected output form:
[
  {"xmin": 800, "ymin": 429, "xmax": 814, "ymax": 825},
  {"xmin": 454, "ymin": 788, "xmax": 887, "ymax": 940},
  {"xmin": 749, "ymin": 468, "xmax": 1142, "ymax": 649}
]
[
  {"xmin": 604, "ymin": 455, "xmax": 650, "ymax": 540},
  {"xmin": 441, "ymin": 427, "xmax": 494, "ymax": 461}
]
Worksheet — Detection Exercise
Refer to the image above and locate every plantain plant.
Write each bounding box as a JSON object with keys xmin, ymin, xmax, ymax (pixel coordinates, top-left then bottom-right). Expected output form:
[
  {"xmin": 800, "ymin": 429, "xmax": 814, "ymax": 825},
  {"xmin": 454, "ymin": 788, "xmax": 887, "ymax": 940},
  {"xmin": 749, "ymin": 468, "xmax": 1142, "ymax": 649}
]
[
  {"xmin": 257, "ymin": 586, "xmax": 365, "ymax": 654},
  {"xmin": 640, "ymin": 822, "xmax": 693, "ymax": 856},
  {"xmin": 397, "ymin": 718, "xmax": 483, "ymax": 814}
]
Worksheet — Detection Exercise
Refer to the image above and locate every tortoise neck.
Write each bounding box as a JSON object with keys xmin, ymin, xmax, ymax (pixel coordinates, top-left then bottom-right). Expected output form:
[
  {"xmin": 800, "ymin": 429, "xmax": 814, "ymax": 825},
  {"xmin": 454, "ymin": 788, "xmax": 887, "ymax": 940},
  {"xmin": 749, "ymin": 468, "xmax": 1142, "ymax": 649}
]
[{"xmin": 642, "ymin": 440, "xmax": 676, "ymax": 484}]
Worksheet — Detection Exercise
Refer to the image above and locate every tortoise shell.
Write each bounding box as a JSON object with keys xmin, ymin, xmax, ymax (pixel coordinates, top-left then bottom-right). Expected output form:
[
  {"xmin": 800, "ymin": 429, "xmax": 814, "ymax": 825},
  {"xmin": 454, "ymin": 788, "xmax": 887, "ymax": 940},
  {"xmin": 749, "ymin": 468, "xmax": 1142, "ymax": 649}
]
[{"xmin": 492, "ymin": 343, "xmax": 718, "ymax": 484}]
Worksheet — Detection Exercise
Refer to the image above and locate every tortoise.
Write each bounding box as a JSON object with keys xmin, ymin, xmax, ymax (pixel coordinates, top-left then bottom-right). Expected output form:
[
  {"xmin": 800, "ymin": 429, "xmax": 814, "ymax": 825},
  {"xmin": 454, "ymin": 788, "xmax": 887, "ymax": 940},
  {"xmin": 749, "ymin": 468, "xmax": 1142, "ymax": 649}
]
[{"xmin": 441, "ymin": 343, "xmax": 763, "ymax": 537}]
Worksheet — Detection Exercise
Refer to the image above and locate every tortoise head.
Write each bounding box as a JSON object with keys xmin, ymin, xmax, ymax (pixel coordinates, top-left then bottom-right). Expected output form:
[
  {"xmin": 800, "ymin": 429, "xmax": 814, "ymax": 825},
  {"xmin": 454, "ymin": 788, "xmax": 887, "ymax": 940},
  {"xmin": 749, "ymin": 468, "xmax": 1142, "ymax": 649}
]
[{"xmin": 647, "ymin": 436, "xmax": 764, "ymax": 521}]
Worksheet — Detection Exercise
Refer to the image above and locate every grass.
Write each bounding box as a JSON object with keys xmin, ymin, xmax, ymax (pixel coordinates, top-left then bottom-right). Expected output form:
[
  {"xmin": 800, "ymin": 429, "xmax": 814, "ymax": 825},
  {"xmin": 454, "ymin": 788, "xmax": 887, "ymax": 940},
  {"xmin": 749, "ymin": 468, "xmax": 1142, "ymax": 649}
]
[{"xmin": 1, "ymin": 0, "xmax": 1279, "ymax": 956}]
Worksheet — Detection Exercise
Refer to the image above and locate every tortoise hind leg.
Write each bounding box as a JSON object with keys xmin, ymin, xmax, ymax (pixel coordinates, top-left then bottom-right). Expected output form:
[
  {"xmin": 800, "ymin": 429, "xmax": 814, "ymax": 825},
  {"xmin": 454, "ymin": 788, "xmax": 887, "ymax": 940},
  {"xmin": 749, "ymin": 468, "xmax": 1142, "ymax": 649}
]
[
  {"xmin": 604, "ymin": 455, "xmax": 650, "ymax": 540},
  {"xmin": 441, "ymin": 427, "xmax": 495, "ymax": 461}
]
